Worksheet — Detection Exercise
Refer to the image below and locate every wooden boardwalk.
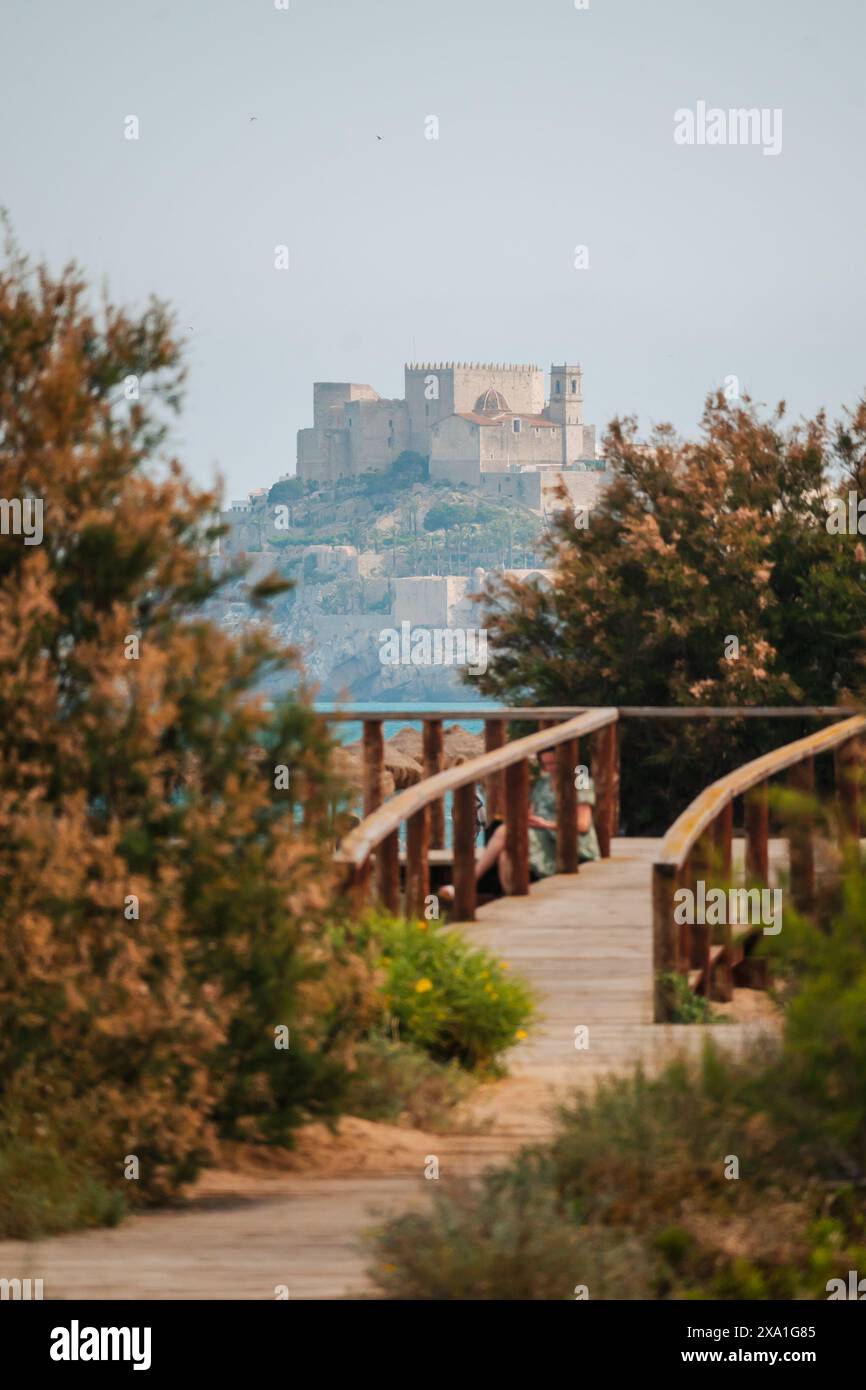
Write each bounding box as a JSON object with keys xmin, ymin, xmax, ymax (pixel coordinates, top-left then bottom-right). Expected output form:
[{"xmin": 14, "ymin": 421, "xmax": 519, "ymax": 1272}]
[
  {"xmin": 462, "ymin": 837, "xmax": 775, "ymax": 1090},
  {"xmin": 0, "ymin": 839, "xmax": 777, "ymax": 1300}
]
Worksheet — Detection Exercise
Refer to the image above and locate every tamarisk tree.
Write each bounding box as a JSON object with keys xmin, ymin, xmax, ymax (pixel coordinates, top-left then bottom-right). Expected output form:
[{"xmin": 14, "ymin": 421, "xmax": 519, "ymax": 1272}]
[{"xmin": 0, "ymin": 231, "xmax": 346, "ymax": 1201}]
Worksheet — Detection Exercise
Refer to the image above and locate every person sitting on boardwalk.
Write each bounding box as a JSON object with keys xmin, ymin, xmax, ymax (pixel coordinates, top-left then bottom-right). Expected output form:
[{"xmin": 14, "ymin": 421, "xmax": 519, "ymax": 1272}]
[{"xmin": 442, "ymin": 749, "xmax": 599, "ymax": 901}]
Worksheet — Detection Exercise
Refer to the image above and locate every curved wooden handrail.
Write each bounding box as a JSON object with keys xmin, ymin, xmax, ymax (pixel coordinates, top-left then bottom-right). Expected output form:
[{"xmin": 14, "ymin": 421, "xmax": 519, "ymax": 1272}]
[
  {"xmin": 337, "ymin": 706, "xmax": 618, "ymax": 868},
  {"xmin": 324, "ymin": 704, "xmax": 860, "ymax": 722},
  {"xmin": 652, "ymin": 710, "xmax": 866, "ymax": 1020},
  {"xmin": 655, "ymin": 713, "xmax": 866, "ymax": 873}
]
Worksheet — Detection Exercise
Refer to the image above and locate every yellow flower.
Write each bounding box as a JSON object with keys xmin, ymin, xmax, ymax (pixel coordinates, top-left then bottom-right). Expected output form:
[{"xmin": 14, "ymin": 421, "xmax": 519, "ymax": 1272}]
[
  {"xmin": 417, "ymin": 921, "xmax": 427, "ymax": 930},
  {"xmin": 499, "ymin": 961, "xmax": 510, "ymax": 969},
  {"xmin": 415, "ymin": 978, "xmax": 433, "ymax": 993},
  {"xmin": 515, "ymin": 1029, "xmax": 528, "ymax": 1040}
]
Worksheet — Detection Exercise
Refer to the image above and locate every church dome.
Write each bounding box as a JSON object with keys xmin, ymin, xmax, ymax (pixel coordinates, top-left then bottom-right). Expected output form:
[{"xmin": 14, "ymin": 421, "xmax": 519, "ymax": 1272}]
[{"xmin": 473, "ymin": 387, "xmax": 511, "ymax": 416}]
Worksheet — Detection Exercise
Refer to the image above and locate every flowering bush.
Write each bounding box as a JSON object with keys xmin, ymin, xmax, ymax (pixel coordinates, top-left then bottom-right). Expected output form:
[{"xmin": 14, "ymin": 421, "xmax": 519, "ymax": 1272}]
[{"xmin": 355, "ymin": 914, "xmax": 534, "ymax": 1071}]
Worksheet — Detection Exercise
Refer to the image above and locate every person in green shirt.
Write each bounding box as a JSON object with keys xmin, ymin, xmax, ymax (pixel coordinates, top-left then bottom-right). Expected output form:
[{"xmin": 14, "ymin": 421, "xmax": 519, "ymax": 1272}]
[
  {"xmin": 441, "ymin": 748, "xmax": 599, "ymax": 901},
  {"xmin": 525, "ymin": 748, "xmax": 600, "ymax": 882}
]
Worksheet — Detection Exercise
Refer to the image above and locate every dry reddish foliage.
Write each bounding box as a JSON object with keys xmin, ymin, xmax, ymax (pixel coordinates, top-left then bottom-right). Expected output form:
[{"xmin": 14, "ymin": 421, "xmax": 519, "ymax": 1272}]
[{"xmin": 0, "ymin": 229, "xmax": 348, "ymax": 1200}]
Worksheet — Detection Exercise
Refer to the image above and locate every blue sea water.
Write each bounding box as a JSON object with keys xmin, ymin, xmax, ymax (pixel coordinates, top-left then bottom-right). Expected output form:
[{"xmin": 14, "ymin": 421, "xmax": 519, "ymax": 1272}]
[{"xmin": 315, "ymin": 699, "xmax": 498, "ymax": 747}]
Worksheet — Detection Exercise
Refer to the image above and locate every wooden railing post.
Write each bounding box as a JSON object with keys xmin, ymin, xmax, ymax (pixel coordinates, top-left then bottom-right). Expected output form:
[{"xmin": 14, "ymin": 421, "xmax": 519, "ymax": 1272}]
[
  {"xmin": 405, "ymin": 807, "xmax": 430, "ymax": 920},
  {"xmin": 713, "ymin": 800, "xmax": 733, "ymax": 886},
  {"xmin": 483, "ymin": 718, "xmax": 506, "ymax": 821},
  {"xmin": 452, "ymin": 781, "xmax": 477, "ymax": 922},
  {"xmin": 712, "ymin": 801, "xmax": 734, "ymax": 1001},
  {"xmin": 338, "ymin": 708, "xmax": 621, "ymax": 927},
  {"xmin": 652, "ymin": 863, "xmax": 678, "ymax": 1021},
  {"xmin": 423, "ymin": 719, "xmax": 445, "ymax": 849},
  {"xmin": 745, "ymin": 782, "xmax": 769, "ymax": 885},
  {"xmin": 347, "ymin": 857, "xmax": 372, "ymax": 917},
  {"xmin": 678, "ymin": 854, "xmax": 693, "ymax": 973},
  {"xmin": 611, "ymin": 723, "xmax": 621, "ymax": 845},
  {"xmin": 594, "ymin": 721, "xmax": 619, "ymax": 858},
  {"xmin": 364, "ymin": 718, "xmax": 392, "ymax": 911},
  {"xmin": 788, "ymin": 755, "xmax": 815, "ymax": 914},
  {"xmin": 363, "ymin": 719, "xmax": 384, "ymax": 817},
  {"xmin": 835, "ymin": 735, "xmax": 861, "ymax": 847},
  {"xmin": 691, "ymin": 831, "xmax": 712, "ymax": 993},
  {"xmin": 376, "ymin": 830, "xmax": 400, "ymax": 915},
  {"xmin": 505, "ymin": 758, "xmax": 530, "ymax": 895},
  {"xmin": 556, "ymin": 737, "xmax": 579, "ymax": 874}
]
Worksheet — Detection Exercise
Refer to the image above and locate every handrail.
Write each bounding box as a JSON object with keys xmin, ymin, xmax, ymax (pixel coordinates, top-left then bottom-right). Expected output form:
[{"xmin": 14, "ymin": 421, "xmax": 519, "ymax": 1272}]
[
  {"xmin": 338, "ymin": 706, "xmax": 620, "ymax": 923},
  {"xmin": 652, "ymin": 712, "xmax": 866, "ymax": 1020},
  {"xmin": 331, "ymin": 701, "xmax": 866, "ymax": 1019},
  {"xmin": 655, "ymin": 714, "xmax": 866, "ymax": 873},
  {"xmin": 325, "ymin": 706, "xmax": 588, "ymax": 722},
  {"xmin": 323, "ymin": 704, "xmax": 860, "ymax": 722},
  {"xmin": 337, "ymin": 706, "xmax": 618, "ymax": 868}
]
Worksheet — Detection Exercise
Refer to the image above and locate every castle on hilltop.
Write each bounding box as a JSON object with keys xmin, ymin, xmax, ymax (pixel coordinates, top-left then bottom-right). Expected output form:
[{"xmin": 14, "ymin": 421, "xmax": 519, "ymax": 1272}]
[{"xmin": 297, "ymin": 361, "xmax": 598, "ymax": 490}]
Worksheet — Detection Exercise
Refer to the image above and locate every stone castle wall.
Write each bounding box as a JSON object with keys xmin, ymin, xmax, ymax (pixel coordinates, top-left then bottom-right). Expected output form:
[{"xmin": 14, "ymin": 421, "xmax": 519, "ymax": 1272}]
[
  {"xmin": 313, "ymin": 382, "xmax": 379, "ymax": 428},
  {"xmin": 404, "ymin": 362, "xmax": 543, "ymax": 455},
  {"xmin": 344, "ymin": 398, "xmax": 410, "ymax": 473}
]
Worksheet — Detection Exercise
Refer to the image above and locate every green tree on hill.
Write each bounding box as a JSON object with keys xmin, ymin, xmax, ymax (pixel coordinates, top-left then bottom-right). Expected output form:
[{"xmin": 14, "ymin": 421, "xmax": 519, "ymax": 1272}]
[{"xmin": 423, "ymin": 499, "xmax": 479, "ymax": 532}]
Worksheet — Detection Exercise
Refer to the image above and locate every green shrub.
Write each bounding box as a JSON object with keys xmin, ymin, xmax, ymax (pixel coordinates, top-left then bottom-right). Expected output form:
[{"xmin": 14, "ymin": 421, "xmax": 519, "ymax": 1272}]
[
  {"xmin": 390, "ymin": 451, "xmax": 428, "ymax": 483},
  {"xmin": 345, "ymin": 1037, "xmax": 473, "ymax": 1130},
  {"xmin": 656, "ymin": 972, "xmax": 724, "ymax": 1023},
  {"xmin": 0, "ymin": 1136, "xmax": 125, "ymax": 1240},
  {"xmin": 267, "ymin": 476, "xmax": 304, "ymax": 506},
  {"xmin": 370, "ymin": 1149, "xmax": 656, "ymax": 1299},
  {"xmin": 423, "ymin": 500, "xmax": 478, "ymax": 532},
  {"xmin": 354, "ymin": 914, "xmax": 534, "ymax": 1071},
  {"xmin": 367, "ymin": 1042, "xmax": 831, "ymax": 1300},
  {"xmin": 370, "ymin": 1153, "xmax": 654, "ymax": 1300},
  {"xmin": 765, "ymin": 857, "xmax": 866, "ymax": 1175}
]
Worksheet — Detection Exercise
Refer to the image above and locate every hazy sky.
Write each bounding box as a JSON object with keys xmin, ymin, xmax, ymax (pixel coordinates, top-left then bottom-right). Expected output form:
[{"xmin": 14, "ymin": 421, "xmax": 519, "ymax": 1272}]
[{"xmin": 2, "ymin": 0, "xmax": 864, "ymax": 500}]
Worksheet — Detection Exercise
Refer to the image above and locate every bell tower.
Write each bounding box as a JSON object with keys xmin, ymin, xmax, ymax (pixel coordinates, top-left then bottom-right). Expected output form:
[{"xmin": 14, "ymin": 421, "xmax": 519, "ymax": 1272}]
[{"xmin": 548, "ymin": 364, "xmax": 586, "ymax": 464}]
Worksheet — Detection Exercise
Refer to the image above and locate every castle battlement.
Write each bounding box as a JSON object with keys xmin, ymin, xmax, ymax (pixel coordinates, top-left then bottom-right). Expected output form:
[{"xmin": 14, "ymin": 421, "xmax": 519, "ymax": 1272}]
[{"xmin": 406, "ymin": 361, "xmax": 541, "ymax": 372}]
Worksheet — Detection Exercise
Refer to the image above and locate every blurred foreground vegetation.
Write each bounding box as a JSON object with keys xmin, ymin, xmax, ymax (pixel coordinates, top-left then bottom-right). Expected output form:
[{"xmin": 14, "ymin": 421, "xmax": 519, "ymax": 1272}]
[
  {"xmin": 368, "ymin": 837, "xmax": 866, "ymax": 1299},
  {"xmin": 0, "ymin": 235, "xmax": 533, "ymax": 1237}
]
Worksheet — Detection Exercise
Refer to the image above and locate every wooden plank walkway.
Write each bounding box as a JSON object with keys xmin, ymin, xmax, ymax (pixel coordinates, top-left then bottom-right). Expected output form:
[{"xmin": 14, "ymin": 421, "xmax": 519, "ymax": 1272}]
[
  {"xmin": 461, "ymin": 837, "xmax": 776, "ymax": 1089},
  {"xmin": 0, "ymin": 839, "xmax": 777, "ymax": 1299}
]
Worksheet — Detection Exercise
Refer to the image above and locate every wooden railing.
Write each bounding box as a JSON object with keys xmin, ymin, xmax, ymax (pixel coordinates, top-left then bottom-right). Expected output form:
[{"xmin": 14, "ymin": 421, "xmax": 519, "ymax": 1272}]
[
  {"xmin": 651, "ymin": 713, "xmax": 866, "ymax": 1021},
  {"xmin": 335, "ymin": 707, "xmax": 620, "ymax": 921},
  {"xmin": 326, "ymin": 706, "xmax": 860, "ymax": 834}
]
